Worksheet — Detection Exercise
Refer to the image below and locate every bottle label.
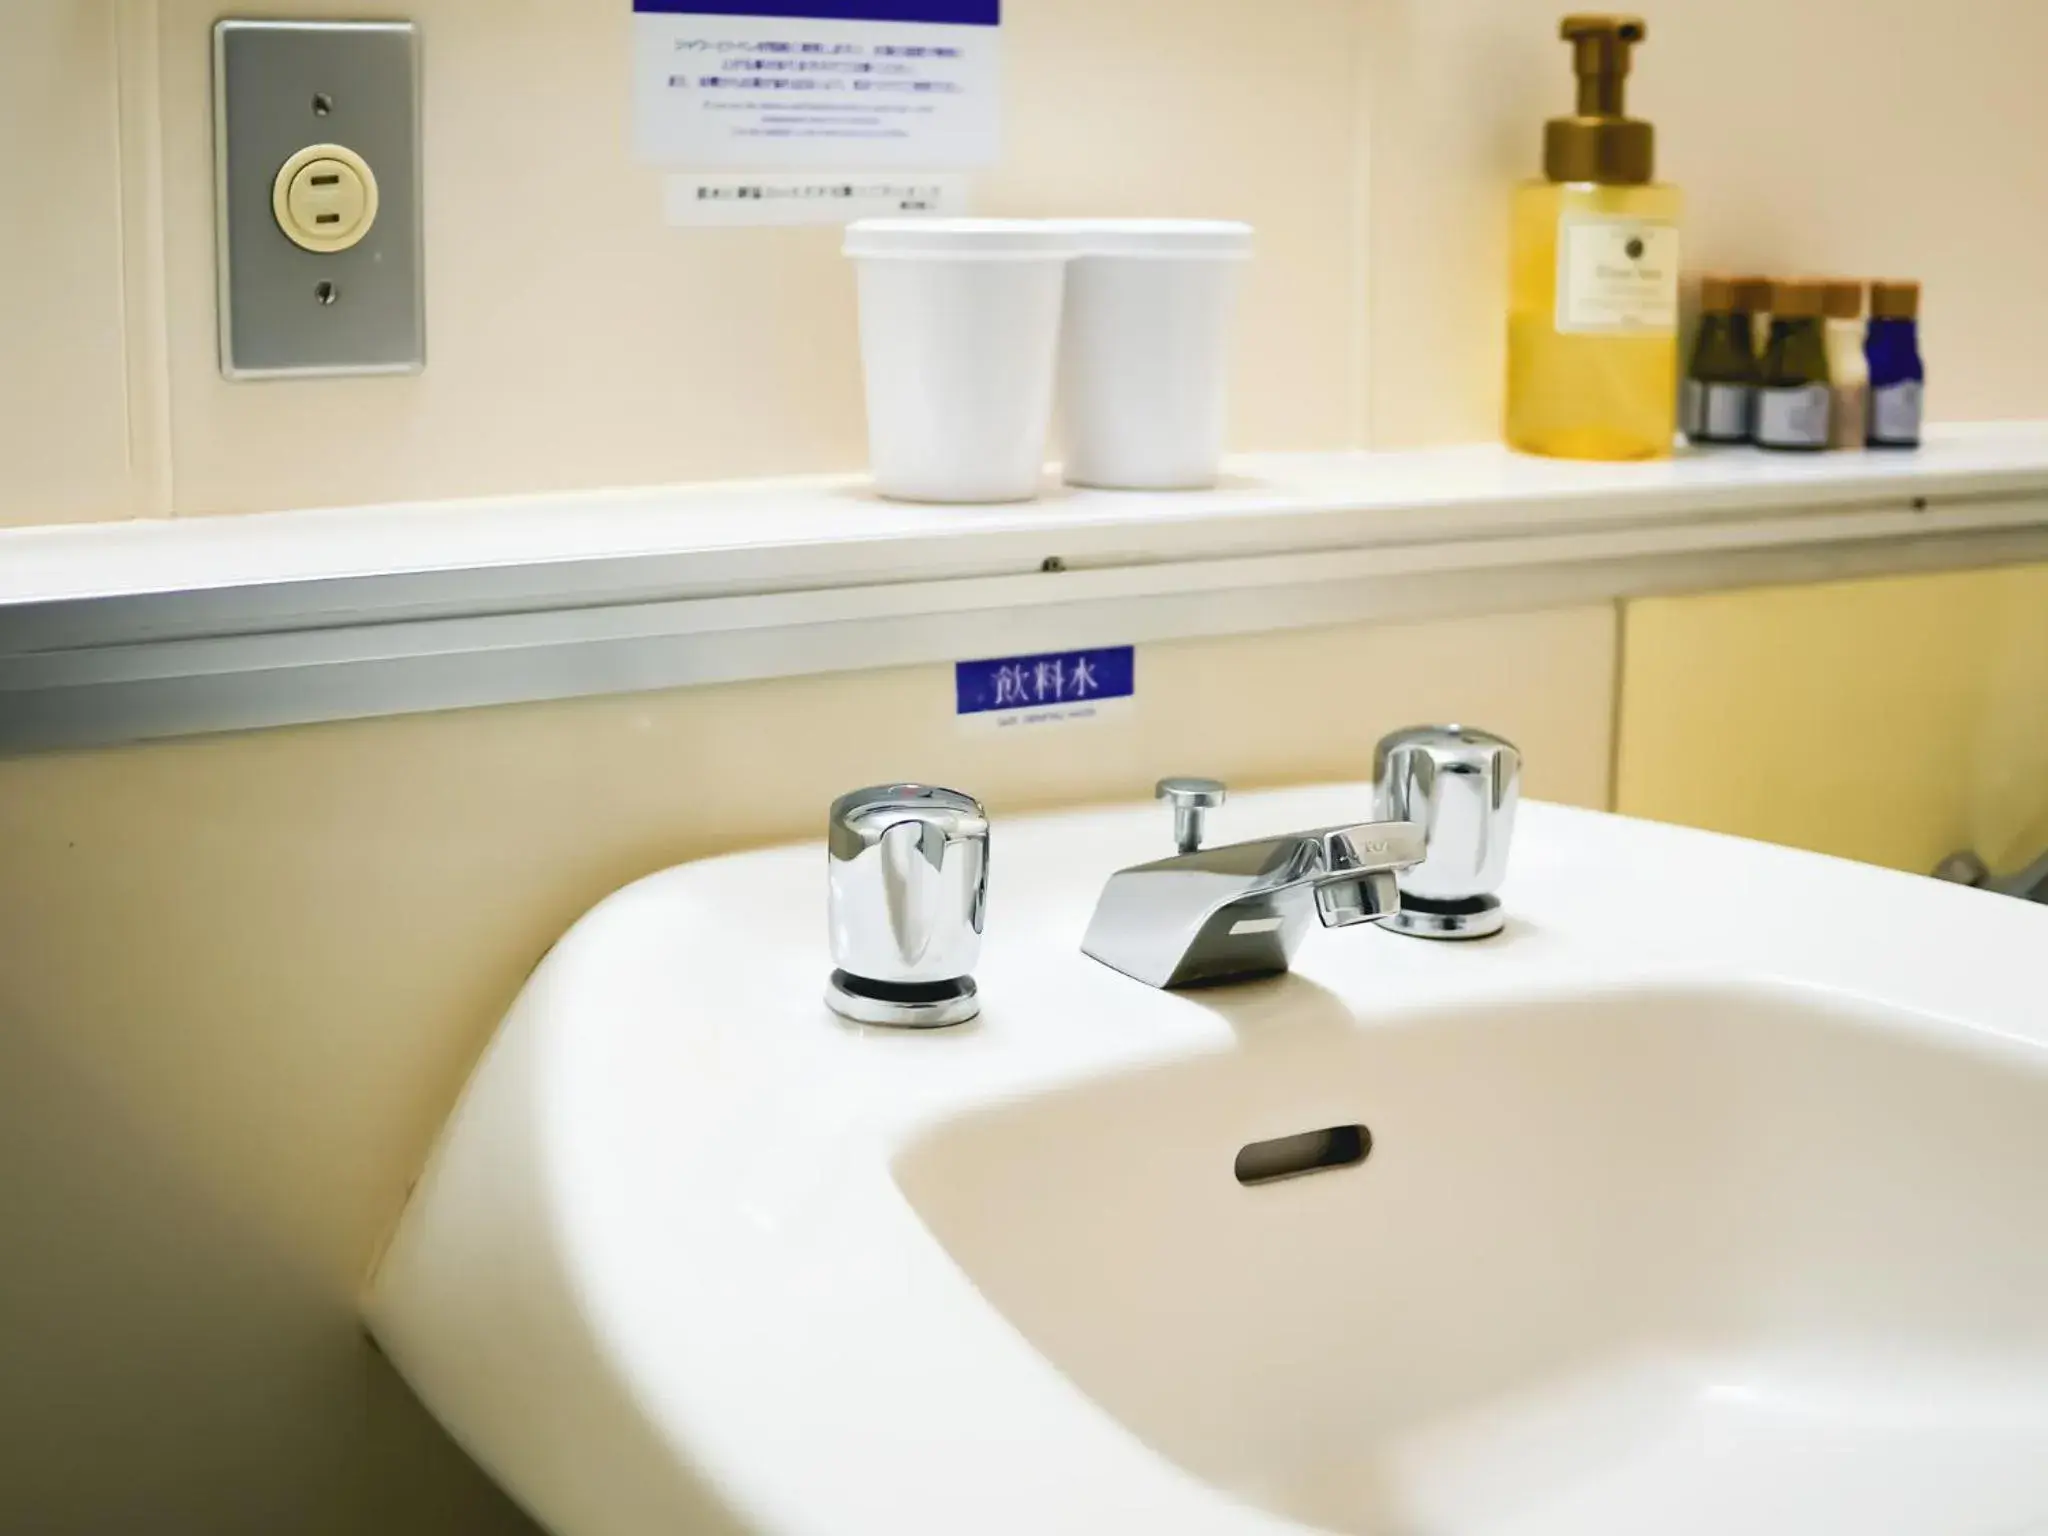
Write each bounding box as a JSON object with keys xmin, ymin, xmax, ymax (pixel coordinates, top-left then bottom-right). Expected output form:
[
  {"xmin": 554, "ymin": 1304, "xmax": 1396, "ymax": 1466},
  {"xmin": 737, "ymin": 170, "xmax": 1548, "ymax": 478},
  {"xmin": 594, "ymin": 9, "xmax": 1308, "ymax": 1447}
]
[
  {"xmin": 1829, "ymin": 383, "xmax": 1868, "ymax": 449},
  {"xmin": 1682, "ymin": 380, "xmax": 1753, "ymax": 442},
  {"xmin": 1554, "ymin": 216, "xmax": 1680, "ymax": 334},
  {"xmin": 1870, "ymin": 380, "xmax": 1924, "ymax": 444},
  {"xmin": 1755, "ymin": 384, "xmax": 1832, "ymax": 448}
]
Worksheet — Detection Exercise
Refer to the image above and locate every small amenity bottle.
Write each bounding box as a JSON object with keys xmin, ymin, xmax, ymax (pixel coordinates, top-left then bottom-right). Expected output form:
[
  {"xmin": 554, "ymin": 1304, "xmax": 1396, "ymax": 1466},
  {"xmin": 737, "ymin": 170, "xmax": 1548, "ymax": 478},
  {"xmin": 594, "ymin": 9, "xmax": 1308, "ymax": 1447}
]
[
  {"xmin": 1822, "ymin": 280, "xmax": 1869, "ymax": 450},
  {"xmin": 1754, "ymin": 279, "xmax": 1832, "ymax": 452},
  {"xmin": 1682, "ymin": 274, "xmax": 1759, "ymax": 445},
  {"xmin": 1505, "ymin": 14, "xmax": 1681, "ymax": 461},
  {"xmin": 1866, "ymin": 280, "xmax": 1925, "ymax": 448}
]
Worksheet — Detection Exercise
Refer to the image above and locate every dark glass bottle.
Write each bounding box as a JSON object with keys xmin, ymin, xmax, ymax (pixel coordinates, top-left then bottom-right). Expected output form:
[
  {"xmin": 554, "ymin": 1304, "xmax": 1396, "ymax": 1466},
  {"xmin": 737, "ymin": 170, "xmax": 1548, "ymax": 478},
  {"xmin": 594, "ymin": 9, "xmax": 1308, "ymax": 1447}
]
[
  {"xmin": 1754, "ymin": 278, "xmax": 1832, "ymax": 451},
  {"xmin": 1865, "ymin": 279, "xmax": 1925, "ymax": 448},
  {"xmin": 1682, "ymin": 273, "xmax": 1759, "ymax": 445}
]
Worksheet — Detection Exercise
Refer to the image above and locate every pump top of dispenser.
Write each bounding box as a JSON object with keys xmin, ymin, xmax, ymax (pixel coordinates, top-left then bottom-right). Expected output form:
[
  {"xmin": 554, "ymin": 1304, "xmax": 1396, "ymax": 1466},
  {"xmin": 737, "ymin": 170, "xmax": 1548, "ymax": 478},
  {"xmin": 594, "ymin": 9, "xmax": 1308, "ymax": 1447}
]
[{"xmin": 1545, "ymin": 14, "xmax": 1654, "ymax": 186}]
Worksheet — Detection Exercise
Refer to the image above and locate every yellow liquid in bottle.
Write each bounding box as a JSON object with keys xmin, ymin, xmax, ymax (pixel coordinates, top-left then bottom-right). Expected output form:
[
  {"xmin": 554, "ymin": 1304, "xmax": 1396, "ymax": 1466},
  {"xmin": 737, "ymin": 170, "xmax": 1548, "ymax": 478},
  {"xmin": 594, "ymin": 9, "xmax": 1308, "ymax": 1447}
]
[{"xmin": 1505, "ymin": 179, "xmax": 1682, "ymax": 461}]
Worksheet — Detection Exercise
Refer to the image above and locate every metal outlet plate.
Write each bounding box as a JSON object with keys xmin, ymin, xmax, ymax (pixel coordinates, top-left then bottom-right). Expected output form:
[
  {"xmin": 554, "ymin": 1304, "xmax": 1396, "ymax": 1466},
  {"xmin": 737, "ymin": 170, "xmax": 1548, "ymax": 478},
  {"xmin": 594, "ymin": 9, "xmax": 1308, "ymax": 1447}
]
[{"xmin": 214, "ymin": 20, "xmax": 423, "ymax": 378}]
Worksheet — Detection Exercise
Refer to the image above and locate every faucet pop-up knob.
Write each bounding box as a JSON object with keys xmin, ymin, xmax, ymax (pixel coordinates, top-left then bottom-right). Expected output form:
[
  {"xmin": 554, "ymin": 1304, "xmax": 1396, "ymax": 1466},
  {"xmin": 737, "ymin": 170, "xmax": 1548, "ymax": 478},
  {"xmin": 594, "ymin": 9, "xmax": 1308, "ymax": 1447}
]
[{"xmin": 1157, "ymin": 777, "xmax": 1227, "ymax": 854}]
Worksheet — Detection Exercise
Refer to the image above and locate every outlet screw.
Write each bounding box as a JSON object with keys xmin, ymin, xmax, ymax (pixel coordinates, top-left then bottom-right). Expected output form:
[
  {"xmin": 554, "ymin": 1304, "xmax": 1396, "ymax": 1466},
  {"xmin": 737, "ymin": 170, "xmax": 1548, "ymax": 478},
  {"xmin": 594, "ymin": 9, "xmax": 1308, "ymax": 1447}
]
[
  {"xmin": 314, "ymin": 280, "xmax": 339, "ymax": 306},
  {"xmin": 313, "ymin": 93, "xmax": 334, "ymax": 117}
]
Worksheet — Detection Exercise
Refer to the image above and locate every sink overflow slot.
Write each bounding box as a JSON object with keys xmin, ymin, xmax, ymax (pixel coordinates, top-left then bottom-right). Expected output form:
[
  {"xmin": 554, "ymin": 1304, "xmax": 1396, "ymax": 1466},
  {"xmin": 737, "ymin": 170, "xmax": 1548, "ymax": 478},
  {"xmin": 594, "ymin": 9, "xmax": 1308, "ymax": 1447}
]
[{"xmin": 1234, "ymin": 1124, "xmax": 1371, "ymax": 1186}]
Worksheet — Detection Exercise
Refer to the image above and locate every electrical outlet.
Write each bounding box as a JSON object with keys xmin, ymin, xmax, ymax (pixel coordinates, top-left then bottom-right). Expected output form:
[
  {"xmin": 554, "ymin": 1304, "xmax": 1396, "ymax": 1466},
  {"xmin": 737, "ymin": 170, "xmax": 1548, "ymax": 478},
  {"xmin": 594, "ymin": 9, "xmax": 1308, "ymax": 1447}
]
[
  {"xmin": 273, "ymin": 144, "xmax": 380, "ymax": 253},
  {"xmin": 213, "ymin": 20, "xmax": 423, "ymax": 378}
]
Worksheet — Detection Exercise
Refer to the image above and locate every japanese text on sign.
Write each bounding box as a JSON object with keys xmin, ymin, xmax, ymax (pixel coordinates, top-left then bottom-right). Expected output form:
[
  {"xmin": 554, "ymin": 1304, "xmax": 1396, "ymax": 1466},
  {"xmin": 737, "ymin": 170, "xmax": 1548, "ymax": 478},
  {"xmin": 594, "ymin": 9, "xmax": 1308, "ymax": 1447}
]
[
  {"xmin": 633, "ymin": 2, "xmax": 1001, "ymax": 168},
  {"xmin": 956, "ymin": 646, "xmax": 1135, "ymax": 733}
]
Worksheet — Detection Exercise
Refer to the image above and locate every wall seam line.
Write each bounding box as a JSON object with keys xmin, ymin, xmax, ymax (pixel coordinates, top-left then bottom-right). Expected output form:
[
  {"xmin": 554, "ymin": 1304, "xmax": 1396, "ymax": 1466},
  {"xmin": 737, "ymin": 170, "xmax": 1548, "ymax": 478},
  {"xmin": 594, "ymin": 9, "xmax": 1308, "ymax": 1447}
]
[
  {"xmin": 1604, "ymin": 596, "xmax": 1629, "ymax": 813},
  {"xmin": 1347, "ymin": 0, "xmax": 1375, "ymax": 449},
  {"xmin": 114, "ymin": 0, "xmax": 175, "ymax": 521}
]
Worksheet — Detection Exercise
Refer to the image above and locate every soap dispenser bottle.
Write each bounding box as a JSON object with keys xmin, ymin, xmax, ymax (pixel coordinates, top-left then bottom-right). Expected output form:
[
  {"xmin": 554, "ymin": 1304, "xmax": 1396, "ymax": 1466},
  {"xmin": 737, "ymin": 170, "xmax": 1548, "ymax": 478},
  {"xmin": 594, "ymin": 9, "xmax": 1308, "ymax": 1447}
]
[{"xmin": 1505, "ymin": 14, "xmax": 1681, "ymax": 460}]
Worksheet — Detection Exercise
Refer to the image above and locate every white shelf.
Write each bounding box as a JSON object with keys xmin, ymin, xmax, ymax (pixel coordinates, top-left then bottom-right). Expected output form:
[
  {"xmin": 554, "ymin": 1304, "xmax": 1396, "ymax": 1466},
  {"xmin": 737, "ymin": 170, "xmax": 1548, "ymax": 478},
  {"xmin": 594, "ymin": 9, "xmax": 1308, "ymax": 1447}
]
[{"xmin": 3, "ymin": 422, "xmax": 2047, "ymax": 752}]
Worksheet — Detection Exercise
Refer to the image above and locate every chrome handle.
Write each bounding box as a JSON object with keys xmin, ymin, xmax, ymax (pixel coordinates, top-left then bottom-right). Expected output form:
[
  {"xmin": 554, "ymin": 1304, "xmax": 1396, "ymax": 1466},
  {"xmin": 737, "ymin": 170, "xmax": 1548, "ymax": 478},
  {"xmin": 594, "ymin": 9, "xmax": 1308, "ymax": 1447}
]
[
  {"xmin": 1315, "ymin": 869, "xmax": 1403, "ymax": 929},
  {"xmin": 878, "ymin": 817, "xmax": 950, "ymax": 969},
  {"xmin": 1373, "ymin": 725, "xmax": 1521, "ymax": 940},
  {"xmin": 1312, "ymin": 819, "xmax": 1426, "ymax": 928},
  {"xmin": 827, "ymin": 784, "xmax": 988, "ymax": 1026}
]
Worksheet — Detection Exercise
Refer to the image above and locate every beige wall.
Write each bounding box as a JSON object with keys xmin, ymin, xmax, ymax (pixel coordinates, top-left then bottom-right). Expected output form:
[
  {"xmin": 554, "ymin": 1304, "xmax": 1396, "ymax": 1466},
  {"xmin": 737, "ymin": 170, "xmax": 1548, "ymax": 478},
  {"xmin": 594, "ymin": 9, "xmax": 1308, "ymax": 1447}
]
[
  {"xmin": 0, "ymin": 607, "xmax": 1619, "ymax": 1535},
  {"xmin": 0, "ymin": 5, "xmax": 138, "ymax": 525},
  {"xmin": 10, "ymin": 0, "xmax": 2048, "ymax": 524},
  {"xmin": 2, "ymin": 2, "xmax": 2045, "ymax": 1532},
  {"xmin": 10, "ymin": 0, "xmax": 1367, "ymax": 523},
  {"xmin": 1617, "ymin": 563, "xmax": 2048, "ymax": 877}
]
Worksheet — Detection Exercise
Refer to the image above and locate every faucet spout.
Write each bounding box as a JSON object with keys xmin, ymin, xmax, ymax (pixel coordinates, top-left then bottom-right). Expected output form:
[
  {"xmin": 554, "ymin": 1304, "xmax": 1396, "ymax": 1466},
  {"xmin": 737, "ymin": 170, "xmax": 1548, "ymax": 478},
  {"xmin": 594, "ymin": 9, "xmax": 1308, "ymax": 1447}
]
[{"xmin": 1081, "ymin": 818, "xmax": 1425, "ymax": 990}]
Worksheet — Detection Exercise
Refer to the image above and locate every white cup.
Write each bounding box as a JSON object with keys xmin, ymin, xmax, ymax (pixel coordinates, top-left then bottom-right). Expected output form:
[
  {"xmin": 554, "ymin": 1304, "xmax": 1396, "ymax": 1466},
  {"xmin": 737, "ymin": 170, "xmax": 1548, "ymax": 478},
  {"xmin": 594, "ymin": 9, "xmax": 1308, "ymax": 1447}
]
[
  {"xmin": 844, "ymin": 219, "xmax": 1076, "ymax": 504},
  {"xmin": 1052, "ymin": 220, "xmax": 1254, "ymax": 491}
]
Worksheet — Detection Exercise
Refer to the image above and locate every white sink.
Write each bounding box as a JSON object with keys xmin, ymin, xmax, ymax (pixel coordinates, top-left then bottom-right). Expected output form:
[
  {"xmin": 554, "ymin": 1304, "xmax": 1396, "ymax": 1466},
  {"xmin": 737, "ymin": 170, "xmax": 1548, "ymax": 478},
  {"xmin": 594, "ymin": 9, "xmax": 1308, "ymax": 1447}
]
[{"xmin": 365, "ymin": 787, "xmax": 2048, "ymax": 1536}]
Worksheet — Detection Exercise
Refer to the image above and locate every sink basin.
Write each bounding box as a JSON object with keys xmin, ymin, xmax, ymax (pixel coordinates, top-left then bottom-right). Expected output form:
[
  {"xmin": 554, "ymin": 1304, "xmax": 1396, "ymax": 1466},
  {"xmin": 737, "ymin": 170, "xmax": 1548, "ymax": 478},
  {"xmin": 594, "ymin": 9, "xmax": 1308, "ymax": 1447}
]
[
  {"xmin": 365, "ymin": 787, "xmax": 2048, "ymax": 1536},
  {"xmin": 898, "ymin": 979, "xmax": 2048, "ymax": 1535}
]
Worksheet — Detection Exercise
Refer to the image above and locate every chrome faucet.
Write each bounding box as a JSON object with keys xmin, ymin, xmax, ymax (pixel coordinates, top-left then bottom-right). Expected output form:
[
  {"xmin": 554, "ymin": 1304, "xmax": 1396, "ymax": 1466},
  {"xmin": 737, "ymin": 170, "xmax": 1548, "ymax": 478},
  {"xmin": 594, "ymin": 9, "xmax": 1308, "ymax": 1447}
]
[{"xmin": 1081, "ymin": 778, "xmax": 1426, "ymax": 990}]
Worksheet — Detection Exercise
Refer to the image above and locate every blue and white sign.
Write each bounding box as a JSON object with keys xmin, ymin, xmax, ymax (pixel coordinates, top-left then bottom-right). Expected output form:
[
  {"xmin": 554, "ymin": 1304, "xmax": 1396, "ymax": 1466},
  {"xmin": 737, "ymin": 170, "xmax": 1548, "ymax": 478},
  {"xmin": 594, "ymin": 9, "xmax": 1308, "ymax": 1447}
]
[
  {"xmin": 956, "ymin": 645, "xmax": 1135, "ymax": 733},
  {"xmin": 633, "ymin": 1, "xmax": 1002, "ymax": 169}
]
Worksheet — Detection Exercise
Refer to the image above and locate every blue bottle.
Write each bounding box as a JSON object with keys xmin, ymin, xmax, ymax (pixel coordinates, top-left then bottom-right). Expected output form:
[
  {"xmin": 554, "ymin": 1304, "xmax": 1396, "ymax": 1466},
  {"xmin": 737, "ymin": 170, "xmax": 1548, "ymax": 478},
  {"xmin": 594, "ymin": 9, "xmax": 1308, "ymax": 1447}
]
[{"xmin": 1865, "ymin": 279, "xmax": 1924, "ymax": 448}]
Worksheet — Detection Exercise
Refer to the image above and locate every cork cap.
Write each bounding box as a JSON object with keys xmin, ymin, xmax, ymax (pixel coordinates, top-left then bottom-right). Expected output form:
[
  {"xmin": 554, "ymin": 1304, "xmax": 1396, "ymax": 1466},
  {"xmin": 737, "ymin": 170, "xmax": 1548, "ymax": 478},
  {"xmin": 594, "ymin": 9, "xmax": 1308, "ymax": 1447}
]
[
  {"xmin": 1871, "ymin": 279, "xmax": 1921, "ymax": 320},
  {"xmin": 1822, "ymin": 280, "xmax": 1865, "ymax": 320},
  {"xmin": 1698, "ymin": 274, "xmax": 1741, "ymax": 313},
  {"xmin": 1544, "ymin": 15, "xmax": 1655, "ymax": 184},
  {"xmin": 1770, "ymin": 278, "xmax": 1826, "ymax": 319},
  {"xmin": 1733, "ymin": 276, "xmax": 1773, "ymax": 312}
]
